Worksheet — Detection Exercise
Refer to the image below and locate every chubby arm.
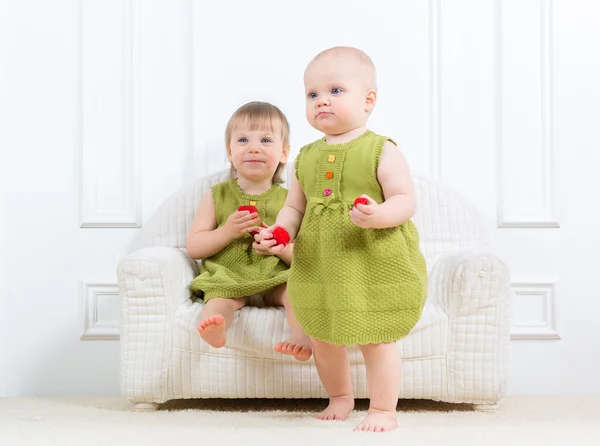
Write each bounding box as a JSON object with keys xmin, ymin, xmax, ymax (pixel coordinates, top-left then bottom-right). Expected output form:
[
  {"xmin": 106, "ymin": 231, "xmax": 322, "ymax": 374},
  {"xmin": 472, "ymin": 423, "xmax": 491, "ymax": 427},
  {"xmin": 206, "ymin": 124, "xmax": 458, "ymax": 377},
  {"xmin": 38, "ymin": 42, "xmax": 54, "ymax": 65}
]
[
  {"xmin": 349, "ymin": 141, "xmax": 417, "ymax": 229},
  {"xmin": 186, "ymin": 189, "xmax": 261, "ymax": 259},
  {"xmin": 273, "ymin": 173, "xmax": 306, "ymax": 240},
  {"xmin": 255, "ymin": 173, "xmax": 306, "ymax": 256}
]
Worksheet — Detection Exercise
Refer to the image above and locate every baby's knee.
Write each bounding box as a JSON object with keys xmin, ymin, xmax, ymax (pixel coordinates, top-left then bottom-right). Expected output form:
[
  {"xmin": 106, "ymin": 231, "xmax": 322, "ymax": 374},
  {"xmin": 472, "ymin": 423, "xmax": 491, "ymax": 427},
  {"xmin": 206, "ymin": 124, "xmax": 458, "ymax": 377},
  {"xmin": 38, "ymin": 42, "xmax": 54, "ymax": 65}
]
[
  {"xmin": 358, "ymin": 341, "xmax": 397, "ymax": 355},
  {"xmin": 204, "ymin": 296, "xmax": 246, "ymax": 310},
  {"xmin": 264, "ymin": 284, "xmax": 288, "ymax": 306},
  {"xmin": 311, "ymin": 338, "xmax": 344, "ymax": 352}
]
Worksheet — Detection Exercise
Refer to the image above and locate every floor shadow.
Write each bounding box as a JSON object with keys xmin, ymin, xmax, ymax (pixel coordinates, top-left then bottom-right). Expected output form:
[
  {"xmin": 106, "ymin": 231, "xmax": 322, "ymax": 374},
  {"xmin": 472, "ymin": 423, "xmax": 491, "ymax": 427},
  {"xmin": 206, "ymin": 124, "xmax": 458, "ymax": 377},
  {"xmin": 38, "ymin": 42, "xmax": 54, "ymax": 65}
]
[{"xmin": 160, "ymin": 398, "xmax": 474, "ymax": 413}]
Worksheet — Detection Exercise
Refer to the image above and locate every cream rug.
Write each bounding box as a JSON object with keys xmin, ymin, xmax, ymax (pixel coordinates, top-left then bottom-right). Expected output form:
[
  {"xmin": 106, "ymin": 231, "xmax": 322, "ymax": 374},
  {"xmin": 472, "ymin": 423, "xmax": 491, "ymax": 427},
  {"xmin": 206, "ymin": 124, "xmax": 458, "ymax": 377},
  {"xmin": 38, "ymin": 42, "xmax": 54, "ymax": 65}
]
[{"xmin": 1, "ymin": 396, "xmax": 599, "ymax": 446}]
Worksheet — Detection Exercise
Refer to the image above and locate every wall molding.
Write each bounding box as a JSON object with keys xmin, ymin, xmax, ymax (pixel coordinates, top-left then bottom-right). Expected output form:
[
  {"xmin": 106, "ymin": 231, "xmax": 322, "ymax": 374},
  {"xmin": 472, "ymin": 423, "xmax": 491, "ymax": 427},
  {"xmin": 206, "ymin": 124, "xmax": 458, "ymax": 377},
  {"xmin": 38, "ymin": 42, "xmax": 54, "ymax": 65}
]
[
  {"xmin": 191, "ymin": 3, "xmax": 212, "ymax": 181},
  {"xmin": 79, "ymin": 280, "xmax": 120, "ymax": 340},
  {"xmin": 511, "ymin": 281, "xmax": 560, "ymax": 340},
  {"xmin": 183, "ymin": 0, "xmax": 195, "ymax": 184},
  {"xmin": 429, "ymin": 0, "xmax": 442, "ymax": 180},
  {"xmin": 78, "ymin": 0, "xmax": 142, "ymax": 228},
  {"xmin": 496, "ymin": 0, "xmax": 558, "ymax": 228}
]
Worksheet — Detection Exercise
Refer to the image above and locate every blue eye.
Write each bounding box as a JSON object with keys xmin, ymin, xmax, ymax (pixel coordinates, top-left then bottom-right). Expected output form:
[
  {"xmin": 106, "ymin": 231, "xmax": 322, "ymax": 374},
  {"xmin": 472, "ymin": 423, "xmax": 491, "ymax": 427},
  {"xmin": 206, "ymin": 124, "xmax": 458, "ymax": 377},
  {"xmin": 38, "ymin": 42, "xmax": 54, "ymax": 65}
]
[
  {"xmin": 261, "ymin": 138, "xmax": 271, "ymax": 143},
  {"xmin": 238, "ymin": 138, "xmax": 247, "ymax": 143},
  {"xmin": 332, "ymin": 88, "xmax": 341, "ymax": 94},
  {"xmin": 308, "ymin": 92, "xmax": 317, "ymax": 99}
]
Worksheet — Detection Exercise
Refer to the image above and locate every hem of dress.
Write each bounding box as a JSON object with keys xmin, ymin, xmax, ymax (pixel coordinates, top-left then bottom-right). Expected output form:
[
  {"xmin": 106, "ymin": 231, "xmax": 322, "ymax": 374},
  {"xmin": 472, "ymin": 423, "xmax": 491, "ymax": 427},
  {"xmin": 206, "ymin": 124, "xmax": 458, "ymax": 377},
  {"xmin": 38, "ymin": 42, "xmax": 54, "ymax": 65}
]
[
  {"xmin": 200, "ymin": 279, "xmax": 287, "ymax": 301},
  {"xmin": 301, "ymin": 329, "xmax": 414, "ymax": 346}
]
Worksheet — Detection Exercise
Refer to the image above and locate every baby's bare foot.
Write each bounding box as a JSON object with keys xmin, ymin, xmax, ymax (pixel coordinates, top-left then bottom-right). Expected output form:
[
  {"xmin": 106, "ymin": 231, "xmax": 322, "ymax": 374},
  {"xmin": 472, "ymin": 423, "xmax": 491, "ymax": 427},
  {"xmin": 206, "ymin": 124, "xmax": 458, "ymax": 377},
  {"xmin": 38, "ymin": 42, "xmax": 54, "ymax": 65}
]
[
  {"xmin": 354, "ymin": 409, "xmax": 398, "ymax": 433},
  {"xmin": 274, "ymin": 337, "xmax": 312, "ymax": 361},
  {"xmin": 317, "ymin": 395, "xmax": 354, "ymax": 421},
  {"xmin": 198, "ymin": 315, "xmax": 226, "ymax": 348}
]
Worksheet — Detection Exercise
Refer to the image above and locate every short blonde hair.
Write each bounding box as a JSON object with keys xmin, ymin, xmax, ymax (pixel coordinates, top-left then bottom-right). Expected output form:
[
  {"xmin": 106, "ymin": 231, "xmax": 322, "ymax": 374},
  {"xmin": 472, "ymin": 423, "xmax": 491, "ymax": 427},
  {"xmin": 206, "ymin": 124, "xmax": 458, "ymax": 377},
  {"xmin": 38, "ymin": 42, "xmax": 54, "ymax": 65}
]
[{"xmin": 225, "ymin": 101, "xmax": 290, "ymax": 184}]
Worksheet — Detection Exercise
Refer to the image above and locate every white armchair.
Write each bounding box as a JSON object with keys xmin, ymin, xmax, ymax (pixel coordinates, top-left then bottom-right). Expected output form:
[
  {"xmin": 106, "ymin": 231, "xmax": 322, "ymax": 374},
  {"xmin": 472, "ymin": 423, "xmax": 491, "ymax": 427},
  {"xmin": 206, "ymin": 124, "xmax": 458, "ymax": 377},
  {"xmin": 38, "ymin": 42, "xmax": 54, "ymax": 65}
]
[{"xmin": 117, "ymin": 169, "xmax": 512, "ymax": 411}]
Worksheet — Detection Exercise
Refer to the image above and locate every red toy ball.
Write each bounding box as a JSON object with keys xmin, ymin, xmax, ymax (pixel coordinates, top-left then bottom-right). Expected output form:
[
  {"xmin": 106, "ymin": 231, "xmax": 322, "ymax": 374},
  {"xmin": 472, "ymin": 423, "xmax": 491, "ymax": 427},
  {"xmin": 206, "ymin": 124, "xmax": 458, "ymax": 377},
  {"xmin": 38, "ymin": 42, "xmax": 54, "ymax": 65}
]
[
  {"xmin": 273, "ymin": 226, "xmax": 291, "ymax": 246},
  {"xmin": 353, "ymin": 197, "xmax": 369, "ymax": 206},
  {"xmin": 238, "ymin": 205, "xmax": 258, "ymax": 214}
]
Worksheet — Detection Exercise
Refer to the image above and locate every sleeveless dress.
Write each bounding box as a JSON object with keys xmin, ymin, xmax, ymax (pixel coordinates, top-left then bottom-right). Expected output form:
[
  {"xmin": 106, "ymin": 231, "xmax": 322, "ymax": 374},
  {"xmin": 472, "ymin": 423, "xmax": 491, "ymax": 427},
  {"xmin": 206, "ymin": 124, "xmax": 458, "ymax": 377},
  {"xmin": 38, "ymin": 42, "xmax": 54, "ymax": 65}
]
[
  {"xmin": 288, "ymin": 130, "xmax": 428, "ymax": 345},
  {"xmin": 190, "ymin": 180, "xmax": 289, "ymax": 301}
]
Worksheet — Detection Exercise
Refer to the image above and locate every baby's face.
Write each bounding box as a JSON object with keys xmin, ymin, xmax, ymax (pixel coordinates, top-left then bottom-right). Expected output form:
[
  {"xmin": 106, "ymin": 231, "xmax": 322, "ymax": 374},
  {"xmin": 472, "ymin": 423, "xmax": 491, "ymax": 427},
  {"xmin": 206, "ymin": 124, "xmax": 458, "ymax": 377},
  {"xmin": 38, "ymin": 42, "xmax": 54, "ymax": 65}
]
[
  {"xmin": 227, "ymin": 120, "xmax": 288, "ymax": 183},
  {"xmin": 304, "ymin": 56, "xmax": 375, "ymax": 136}
]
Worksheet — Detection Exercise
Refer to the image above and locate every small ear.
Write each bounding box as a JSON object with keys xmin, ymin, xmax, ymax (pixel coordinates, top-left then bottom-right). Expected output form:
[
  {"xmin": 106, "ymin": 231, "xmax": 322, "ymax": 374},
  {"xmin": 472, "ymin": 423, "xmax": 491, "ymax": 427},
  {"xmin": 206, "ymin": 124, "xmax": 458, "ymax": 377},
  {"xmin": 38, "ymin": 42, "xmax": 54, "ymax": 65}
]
[
  {"xmin": 280, "ymin": 145, "xmax": 290, "ymax": 163},
  {"xmin": 227, "ymin": 153, "xmax": 232, "ymax": 162},
  {"xmin": 365, "ymin": 89, "xmax": 377, "ymax": 112}
]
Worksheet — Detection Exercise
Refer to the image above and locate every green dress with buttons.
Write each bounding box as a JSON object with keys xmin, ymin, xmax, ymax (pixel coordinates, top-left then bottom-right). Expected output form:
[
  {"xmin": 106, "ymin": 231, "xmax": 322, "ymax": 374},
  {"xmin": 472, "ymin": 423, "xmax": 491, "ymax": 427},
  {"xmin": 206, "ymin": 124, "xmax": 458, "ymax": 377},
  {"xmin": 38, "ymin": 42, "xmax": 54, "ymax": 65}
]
[
  {"xmin": 288, "ymin": 130, "xmax": 428, "ymax": 345},
  {"xmin": 190, "ymin": 180, "xmax": 289, "ymax": 301}
]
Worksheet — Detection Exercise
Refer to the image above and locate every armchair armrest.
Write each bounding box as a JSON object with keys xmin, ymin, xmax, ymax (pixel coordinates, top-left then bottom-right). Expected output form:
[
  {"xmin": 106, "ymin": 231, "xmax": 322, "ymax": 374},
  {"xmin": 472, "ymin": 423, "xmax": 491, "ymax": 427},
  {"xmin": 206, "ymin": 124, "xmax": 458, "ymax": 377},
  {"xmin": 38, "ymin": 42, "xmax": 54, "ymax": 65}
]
[
  {"xmin": 117, "ymin": 246, "xmax": 198, "ymax": 312},
  {"xmin": 427, "ymin": 248, "xmax": 513, "ymax": 404},
  {"xmin": 117, "ymin": 246, "xmax": 198, "ymax": 404},
  {"xmin": 428, "ymin": 248, "xmax": 512, "ymax": 317}
]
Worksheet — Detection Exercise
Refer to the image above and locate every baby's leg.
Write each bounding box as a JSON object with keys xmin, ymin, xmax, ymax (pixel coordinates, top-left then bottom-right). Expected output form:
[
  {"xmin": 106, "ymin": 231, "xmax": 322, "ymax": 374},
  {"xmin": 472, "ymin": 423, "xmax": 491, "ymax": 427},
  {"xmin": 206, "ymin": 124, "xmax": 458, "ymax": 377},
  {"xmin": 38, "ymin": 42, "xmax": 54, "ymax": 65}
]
[
  {"xmin": 311, "ymin": 338, "xmax": 354, "ymax": 421},
  {"xmin": 355, "ymin": 342, "xmax": 401, "ymax": 433},
  {"xmin": 198, "ymin": 297, "xmax": 246, "ymax": 348},
  {"xmin": 264, "ymin": 284, "xmax": 312, "ymax": 361}
]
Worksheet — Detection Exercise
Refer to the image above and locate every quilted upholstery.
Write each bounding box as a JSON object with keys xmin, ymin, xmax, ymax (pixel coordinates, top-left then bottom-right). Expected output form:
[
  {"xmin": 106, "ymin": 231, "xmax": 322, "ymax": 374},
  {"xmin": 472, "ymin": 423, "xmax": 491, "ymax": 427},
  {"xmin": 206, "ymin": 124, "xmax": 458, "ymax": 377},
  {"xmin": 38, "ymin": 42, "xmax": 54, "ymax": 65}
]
[{"xmin": 117, "ymin": 167, "xmax": 512, "ymax": 405}]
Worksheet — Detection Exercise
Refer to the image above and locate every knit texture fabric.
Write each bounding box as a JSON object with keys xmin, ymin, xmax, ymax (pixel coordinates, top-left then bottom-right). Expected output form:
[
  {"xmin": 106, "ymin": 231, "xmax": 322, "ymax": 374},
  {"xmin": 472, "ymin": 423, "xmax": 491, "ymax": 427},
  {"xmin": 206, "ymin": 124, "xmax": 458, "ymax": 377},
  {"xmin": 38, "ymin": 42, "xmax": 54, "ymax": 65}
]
[
  {"xmin": 288, "ymin": 131, "xmax": 428, "ymax": 345},
  {"xmin": 190, "ymin": 180, "xmax": 289, "ymax": 300}
]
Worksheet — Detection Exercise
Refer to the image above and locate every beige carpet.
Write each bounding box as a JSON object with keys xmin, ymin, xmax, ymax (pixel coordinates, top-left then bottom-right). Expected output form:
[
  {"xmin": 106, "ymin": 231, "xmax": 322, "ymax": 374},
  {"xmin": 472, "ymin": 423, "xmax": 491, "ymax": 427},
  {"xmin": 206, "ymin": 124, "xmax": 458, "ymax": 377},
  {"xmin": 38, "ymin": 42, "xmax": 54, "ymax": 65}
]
[{"xmin": 1, "ymin": 396, "xmax": 599, "ymax": 446}]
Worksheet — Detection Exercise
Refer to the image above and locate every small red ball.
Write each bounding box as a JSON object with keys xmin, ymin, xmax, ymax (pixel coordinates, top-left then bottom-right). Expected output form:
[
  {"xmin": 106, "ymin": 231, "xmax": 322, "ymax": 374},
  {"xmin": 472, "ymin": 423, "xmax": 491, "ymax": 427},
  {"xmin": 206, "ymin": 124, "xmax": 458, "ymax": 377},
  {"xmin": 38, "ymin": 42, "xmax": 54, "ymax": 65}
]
[
  {"xmin": 273, "ymin": 226, "xmax": 291, "ymax": 246},
  {"xmin": 353, "ymin": 197, "xmax": 369, "ymax": 206},
  {"xmin": 238, "ymin": 205, "xmax": 258, "ymax": 214}
]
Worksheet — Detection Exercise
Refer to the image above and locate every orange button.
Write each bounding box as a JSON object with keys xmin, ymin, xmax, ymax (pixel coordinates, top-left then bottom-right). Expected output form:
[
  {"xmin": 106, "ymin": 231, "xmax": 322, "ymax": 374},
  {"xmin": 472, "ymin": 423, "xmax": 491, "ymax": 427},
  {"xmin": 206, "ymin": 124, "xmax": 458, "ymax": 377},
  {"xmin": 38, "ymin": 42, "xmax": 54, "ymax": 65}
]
[{"xmin": 325, "ymin": 171, "xmax": 333, "ymax": 179}]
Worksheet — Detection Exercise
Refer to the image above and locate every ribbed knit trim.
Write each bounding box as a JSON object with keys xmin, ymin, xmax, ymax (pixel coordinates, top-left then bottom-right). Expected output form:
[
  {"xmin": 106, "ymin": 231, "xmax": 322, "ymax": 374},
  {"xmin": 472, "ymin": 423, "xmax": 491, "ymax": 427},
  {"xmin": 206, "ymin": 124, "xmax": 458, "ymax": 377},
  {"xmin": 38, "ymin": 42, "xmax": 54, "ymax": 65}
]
[
  {"xmin": 228, "ymin": 179, "xmax": 282, "ymax": 201},
  {"xmin": 317, "ymin": 129, "xmax": 374, "ymax": 150}
]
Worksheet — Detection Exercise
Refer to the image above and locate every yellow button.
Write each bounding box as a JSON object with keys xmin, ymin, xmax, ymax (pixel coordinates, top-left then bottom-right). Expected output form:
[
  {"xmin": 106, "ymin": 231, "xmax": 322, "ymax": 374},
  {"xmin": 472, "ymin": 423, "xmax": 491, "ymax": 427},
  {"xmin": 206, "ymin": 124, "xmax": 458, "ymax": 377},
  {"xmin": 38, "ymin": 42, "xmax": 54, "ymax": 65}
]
[
  {"xmin": 328, "ymin": 154, "xmax": 336, "ymax": 163},
  {"xmin": 249, "ymin": 201, "xmax": 256, "ymax": 206}
]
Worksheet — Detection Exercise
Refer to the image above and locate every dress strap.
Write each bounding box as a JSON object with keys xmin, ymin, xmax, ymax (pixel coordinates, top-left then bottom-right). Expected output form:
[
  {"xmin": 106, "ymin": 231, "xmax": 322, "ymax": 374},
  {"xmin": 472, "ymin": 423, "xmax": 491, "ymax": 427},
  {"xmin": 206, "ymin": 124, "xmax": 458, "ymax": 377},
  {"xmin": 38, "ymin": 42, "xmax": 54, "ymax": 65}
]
[{"xmin": 373, "ymin": 136, "xmax": 397, "ymax": 171}]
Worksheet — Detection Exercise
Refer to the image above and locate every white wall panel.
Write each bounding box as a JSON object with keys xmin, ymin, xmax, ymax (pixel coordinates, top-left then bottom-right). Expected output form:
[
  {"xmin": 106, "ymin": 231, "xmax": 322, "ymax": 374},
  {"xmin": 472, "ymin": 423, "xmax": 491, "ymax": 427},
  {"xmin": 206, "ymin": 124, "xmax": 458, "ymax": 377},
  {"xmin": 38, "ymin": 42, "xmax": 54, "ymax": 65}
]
[
  {"xmin": 79, "ymin": 281, "xmax": 120, "ymax": 340},
  {"xmin": 497, "ymin": 0, "xmax": 558, "ymax": 228},
  {"xmin": 511, "ymin": 281, "xmax": 560, "ymax": 340},
  {"xmin": 1, "ymin": 0, "xmax": 599, "ymax": 397},
  {"xmin": 79, "ymin": 0, "xmax": 141, "ymax": 228}
]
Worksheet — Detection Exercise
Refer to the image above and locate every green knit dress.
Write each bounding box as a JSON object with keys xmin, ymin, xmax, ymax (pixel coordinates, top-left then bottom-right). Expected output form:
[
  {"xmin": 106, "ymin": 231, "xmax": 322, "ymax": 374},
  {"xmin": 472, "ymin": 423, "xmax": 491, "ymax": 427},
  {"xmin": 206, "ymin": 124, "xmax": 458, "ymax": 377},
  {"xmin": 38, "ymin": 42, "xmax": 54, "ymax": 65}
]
[
  {"xmin": 190, "ymin": 180, "xmax": 289, "ymax": 301},
  {"xmin": 288, "ymin": 131, "xmax": 428, "ymax": 345}
]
